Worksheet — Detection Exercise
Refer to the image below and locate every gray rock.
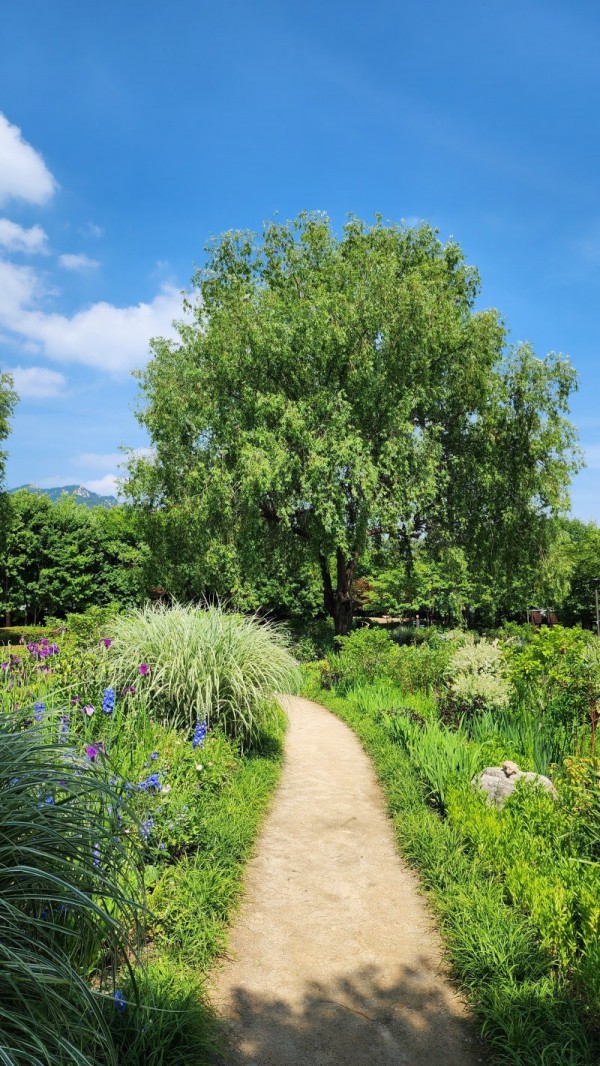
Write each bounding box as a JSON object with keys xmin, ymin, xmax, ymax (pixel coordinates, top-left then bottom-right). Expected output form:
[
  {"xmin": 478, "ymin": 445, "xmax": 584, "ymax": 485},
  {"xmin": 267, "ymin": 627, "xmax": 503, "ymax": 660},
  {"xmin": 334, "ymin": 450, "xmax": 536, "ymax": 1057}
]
[{"xmin": 473, "ymin": 761, "xmax": 557, "ymax": 808}]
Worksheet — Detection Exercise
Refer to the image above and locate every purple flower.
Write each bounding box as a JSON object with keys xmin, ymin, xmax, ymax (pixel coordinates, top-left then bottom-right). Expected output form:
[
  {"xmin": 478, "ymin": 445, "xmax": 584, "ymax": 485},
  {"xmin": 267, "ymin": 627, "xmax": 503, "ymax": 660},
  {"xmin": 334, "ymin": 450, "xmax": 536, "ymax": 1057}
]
[
  {"xmin": 34, "ymin": 701, "xmax": 45, "ymax": 722},
  {"xmin": 101, "ymin": 638, "xmax": 112, "ymax": 648},
  {"xmin": 138, "ymin": 663, "xmax": 149, "ymax": 676},
  {"xmin": 85, "ymin": 745, "xmax": 99, "ymax": 761},
  {"xmin": 71, "ymin": 695, "xmax": 81, "ymax": 705},
  {"xmin": 150, "ymin": 751, "xmax": 159, "ymax": 761},
  {"xmin": 1, "ymin": 662, "xmax": 9, "ymax": 671},
  {"xmin": 82, "ymin": 704, "xmax": 95, "ymax": 717},
  {"xmin": 93, "ymin": 844, "xmax": 101, "ymax": 868}
]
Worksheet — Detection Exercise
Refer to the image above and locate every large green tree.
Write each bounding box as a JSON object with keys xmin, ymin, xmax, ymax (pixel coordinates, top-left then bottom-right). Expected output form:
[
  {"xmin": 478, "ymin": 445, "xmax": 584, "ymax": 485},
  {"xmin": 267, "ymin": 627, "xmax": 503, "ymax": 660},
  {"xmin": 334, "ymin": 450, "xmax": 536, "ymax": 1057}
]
[{"xmin": 127, "ymin": 213, "xmax": 579, "ymax": 634}]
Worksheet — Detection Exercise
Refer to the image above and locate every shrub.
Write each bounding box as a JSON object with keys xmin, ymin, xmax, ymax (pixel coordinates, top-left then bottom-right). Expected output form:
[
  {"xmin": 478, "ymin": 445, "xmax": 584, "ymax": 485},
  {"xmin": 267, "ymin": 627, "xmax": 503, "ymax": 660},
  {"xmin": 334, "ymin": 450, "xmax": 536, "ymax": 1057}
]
[
  {"xmin": 505, "ymin": 625, "xmax": 600, "ymax": 729},
  {"xmin": 445, "ymin": 638, "xmax": 512, "ymax": 715},
  {"xmin": 104, "ymin": 603, "xmax": 299, "ymax": 745}
]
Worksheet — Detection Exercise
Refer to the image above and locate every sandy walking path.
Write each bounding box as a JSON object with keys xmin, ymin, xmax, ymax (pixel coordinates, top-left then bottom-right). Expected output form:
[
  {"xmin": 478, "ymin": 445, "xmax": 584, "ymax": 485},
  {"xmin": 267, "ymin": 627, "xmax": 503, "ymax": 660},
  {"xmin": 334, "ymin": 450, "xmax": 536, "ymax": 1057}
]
[{"xmin": 211, "ymin": 696, "xmax": 483, "ymax": 1065}]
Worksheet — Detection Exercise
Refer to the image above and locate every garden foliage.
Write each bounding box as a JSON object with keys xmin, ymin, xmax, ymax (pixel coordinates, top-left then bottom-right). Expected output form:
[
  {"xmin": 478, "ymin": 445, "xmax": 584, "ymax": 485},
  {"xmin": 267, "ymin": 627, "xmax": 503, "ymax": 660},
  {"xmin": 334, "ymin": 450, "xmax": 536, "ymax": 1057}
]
[
  {"xmin": 307, "ymin": 623, "xmax": 600, "ymax": 1064},
  {"xmin": 0, "ymin": 604, "xmax": 290, "ymax": 1063}
]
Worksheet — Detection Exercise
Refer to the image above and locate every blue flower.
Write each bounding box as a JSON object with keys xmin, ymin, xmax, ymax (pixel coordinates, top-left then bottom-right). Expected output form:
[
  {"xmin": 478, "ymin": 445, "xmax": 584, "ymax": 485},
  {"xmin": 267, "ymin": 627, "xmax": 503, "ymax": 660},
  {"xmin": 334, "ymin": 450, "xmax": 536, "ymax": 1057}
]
[
  {"xmin": 93, "ymin": 844, "xmax": 101, "ymax": 868},
  {"xmin": 114, "ymin": 989, "xmax": 127, "ymax": 1013},
  {"xmin": 138, "ymin": 772, "xmax": 161, "ymax": 791},
  {"xmin": 34, "ymin": 701, "xmax": 45, "ymax": 722},
  {"xmin": 140, "ymin": 816, "xmax": 154, "ymax": 841},
  {"xmin": 150, "ymin": 751, "xmax": 159, "ymax": 761},
  {"xmin": 192, "ymin": 720, "xmax": 207, "ymax": 749},
  {"xmin": 44, "ymin": 796, "xmax": 54, "ymax": 805},
  {"xmin": 102, "ymin": 687, "xmax": 116, "ymax": 715}
]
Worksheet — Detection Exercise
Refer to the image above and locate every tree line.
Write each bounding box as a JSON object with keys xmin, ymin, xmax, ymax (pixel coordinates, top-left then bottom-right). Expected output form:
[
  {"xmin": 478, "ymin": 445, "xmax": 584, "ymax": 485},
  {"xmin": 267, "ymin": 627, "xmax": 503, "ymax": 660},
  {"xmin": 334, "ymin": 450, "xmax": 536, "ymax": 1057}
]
[{"xmin": 1, "ymin": 214, "xmax": 599, "ymax": 631}]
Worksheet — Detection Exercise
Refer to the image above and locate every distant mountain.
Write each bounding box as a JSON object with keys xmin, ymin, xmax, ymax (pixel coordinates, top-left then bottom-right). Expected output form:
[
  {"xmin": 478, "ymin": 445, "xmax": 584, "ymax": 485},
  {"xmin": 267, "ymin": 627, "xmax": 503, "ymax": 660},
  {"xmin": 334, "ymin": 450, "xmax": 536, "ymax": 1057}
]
[{"xmin": 9, "ymin": 484, "xmax": 118, "ymax": 509}]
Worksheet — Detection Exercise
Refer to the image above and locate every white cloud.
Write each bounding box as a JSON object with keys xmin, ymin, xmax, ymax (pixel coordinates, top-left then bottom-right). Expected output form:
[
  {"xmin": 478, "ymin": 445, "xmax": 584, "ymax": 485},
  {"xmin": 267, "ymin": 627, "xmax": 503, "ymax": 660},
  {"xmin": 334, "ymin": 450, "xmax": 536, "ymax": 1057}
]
[
  {"xmin": 78, "ymin": 222, "xmax": 103, "ymax": 238},
  {"xmin": 58, "ymin": 253, "xmax": 100, "ymax": 271},
  {"xmin": 8, "ymin": 365, "xmax": 66, "ymax": 398},
  {"xmin": 74, "ymin": 451, "xmax": 122, "ymax": 469},
  {"xmin": 0, "ymin": 218, "xmax": 48, "ymax": 253},
  {"xmin": 0, "ymin": 113, "xmax": 57, "ymax": 205},
  {"xmin": 84, "ymin": 474, "xmax": 120, "ymax": 497},
  {"xmin": 0, "ymin": 259, "xmax": 184, "ymax": 375},
  {"xmin": 0, "ymin": 260, "xmax": 39, "ymax": 317}
]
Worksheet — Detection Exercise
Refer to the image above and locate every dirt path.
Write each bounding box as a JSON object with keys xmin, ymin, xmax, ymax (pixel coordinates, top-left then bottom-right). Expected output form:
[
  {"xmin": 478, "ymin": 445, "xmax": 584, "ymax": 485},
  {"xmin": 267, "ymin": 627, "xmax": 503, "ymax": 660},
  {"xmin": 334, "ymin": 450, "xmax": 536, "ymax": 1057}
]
[{"xmin": 210, "ymin": 695, "xmax": 484, "ymax": 1065}]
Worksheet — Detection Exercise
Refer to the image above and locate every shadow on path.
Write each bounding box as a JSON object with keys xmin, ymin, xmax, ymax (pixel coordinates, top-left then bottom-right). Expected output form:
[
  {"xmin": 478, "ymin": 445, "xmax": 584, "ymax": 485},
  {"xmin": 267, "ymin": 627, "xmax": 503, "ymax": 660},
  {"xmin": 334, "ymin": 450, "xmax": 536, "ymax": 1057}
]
[{"xmin": 217, "ymin": 959, "xmax": 484, "ymax": 1065}]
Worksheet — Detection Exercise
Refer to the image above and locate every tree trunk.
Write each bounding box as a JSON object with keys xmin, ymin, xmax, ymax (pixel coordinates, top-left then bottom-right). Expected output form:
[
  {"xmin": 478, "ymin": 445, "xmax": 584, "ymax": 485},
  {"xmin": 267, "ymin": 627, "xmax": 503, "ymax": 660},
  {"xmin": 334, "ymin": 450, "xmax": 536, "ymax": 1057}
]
[
  {"xmin": 333, "ymin": 548, "xmax": 354, "ymax": 639},
  {"xmin": 320, "ymin": 549, "xmax": 358, "ymax": 645}
]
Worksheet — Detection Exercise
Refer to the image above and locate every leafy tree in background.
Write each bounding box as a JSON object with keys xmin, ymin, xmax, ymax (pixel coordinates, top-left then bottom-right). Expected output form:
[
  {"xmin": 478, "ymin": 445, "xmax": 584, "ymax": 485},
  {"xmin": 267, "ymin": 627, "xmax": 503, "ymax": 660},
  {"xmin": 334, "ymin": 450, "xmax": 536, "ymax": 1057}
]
[
  {"xmin": 1, "ymin": 492, "xmax": 146, "ymax": 624},
  {"xmin": 127, "ymin": 213, "xmax": 579, "ymax": 634},
  {"xmin": 558, "ymin": 518, "xmax": 600, "ymax": 627}
]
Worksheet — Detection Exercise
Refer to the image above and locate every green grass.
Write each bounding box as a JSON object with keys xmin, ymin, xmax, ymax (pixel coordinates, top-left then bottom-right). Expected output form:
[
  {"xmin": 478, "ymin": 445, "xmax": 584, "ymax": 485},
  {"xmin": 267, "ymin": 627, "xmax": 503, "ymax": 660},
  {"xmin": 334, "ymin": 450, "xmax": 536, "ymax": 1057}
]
[
  {"xmin": 113, "ymin": 706, "xmax": 287, "ymax": 1064},
  {"xmin": 310, "ymin": 683, "xmax": 600, "ymax": 1066},
  {"xmin": 148, "ymin": 714, "xmax": 286, "ymax": 969}
]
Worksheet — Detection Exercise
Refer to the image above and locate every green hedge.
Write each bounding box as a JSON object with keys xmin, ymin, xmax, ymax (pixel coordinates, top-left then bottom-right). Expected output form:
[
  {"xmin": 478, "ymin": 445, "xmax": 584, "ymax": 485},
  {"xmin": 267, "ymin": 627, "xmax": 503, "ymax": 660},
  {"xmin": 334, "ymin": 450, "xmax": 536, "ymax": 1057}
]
[{"xmin": 0, "ymin": 625, "xmax": 54, "ymax": 646}]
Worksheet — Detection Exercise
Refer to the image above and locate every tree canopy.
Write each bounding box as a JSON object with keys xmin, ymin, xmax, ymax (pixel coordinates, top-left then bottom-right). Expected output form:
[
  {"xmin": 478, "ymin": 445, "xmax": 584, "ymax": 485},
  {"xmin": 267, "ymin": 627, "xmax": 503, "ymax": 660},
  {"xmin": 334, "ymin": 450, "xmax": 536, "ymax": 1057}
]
[{"xmin": 127, "ymin": 212, "xmax": 579, "ymax": 633}]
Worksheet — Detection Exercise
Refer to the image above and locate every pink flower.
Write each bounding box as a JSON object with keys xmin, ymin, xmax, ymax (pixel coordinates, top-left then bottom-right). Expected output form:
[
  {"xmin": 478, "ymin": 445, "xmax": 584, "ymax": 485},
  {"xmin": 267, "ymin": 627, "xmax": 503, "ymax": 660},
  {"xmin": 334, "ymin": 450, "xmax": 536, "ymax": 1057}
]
[
  {"xmin": 82, "ymin": 704, "xmax": 95, "ymax": 716},
  {"xmin": 138, "ymin": 663, "xmax": 149, "ymax": 676}
]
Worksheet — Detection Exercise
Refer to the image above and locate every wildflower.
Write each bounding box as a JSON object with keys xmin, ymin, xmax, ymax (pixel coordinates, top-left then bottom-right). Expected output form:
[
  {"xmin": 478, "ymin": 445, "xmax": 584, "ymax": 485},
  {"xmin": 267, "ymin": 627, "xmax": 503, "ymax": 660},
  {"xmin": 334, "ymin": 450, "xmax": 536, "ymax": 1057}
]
[
  {"xmin": 71, "ymin": 695, "xmax": 81, "ymax": 705},
  {"xmin": 102, "ymin": 687, "xmax": 115, "ymax": 715},
  {"xmin": 114, "ymin": 990, "xmax": 127, "ymax": 1013},
  {"xmin": 138, "ymin": 772, "xmax": 161, "ymax": 791},
  {"xmin": 93, "ymin": 844, "xmax": 101, "ymax": 868},
  {"xmin": 140, "ymin": 816, "xmax": 153, "ymax": 841},
  {"xmin": 150, "ymin": 751, "xmax": 159, "ymax": 761},
  {"xmin": 40, "ymin": 909, "xmax": 48, "ymax": 920},
  {"xmin": 138, "ymin": 663, "xmax": 149, "ymax": 676},
  {"xmin": 59, "ymin": 715, "xmax": 70, "ymax": 739},
  {"xmin": 34, "ymin": 701, "xmax": 45, "ymax": 721},
  {"xmin": 192, "ymin": 720, "xmax": 207, "ymax": 749},
  {"xmin": 161, "ymin": 783, "xmax": 171, "ymax": 794},
  {"xmin": 1, "ymin": 661, "xmax": 9, "ymax": 670},
  {"xmin": 85, "ymin": 745, "xmax": 99, "ymax": 761},
  {"xmin": 44, "ymin": 796, "xmax": 54, "ymax": 805},
  {"xmin": 101, "ymin": 638, "xmax": 112, "ymax": 648},
  {"xmin": 82, "ymin": 704, "xmax": 95, "ymax": 716}
]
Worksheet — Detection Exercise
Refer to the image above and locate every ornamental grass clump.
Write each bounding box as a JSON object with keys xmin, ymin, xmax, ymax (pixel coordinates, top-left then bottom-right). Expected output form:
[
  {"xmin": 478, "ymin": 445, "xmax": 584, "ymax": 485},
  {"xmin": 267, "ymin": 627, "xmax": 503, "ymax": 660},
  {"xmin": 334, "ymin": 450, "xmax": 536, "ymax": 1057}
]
[
  {"xmin": 105, "ymin": 603, "xmax": 299, "ymax": 745},
  {"xmin": 0, "ymin": 708, "xmax": 144, "ymax": 1066}
]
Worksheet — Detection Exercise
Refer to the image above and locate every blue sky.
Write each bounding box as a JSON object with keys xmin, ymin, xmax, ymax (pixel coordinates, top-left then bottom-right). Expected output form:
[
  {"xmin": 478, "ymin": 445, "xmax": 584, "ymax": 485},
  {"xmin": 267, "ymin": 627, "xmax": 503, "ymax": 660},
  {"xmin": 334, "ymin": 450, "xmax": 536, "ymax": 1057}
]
[{"xmin": 0, "ymin": 0, "xmax": 599, "ymax": 517}]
